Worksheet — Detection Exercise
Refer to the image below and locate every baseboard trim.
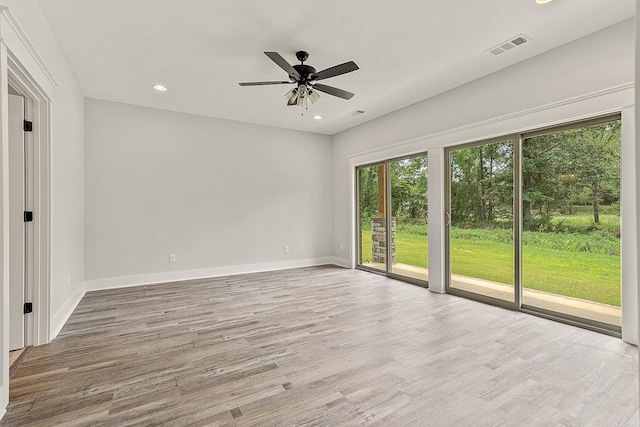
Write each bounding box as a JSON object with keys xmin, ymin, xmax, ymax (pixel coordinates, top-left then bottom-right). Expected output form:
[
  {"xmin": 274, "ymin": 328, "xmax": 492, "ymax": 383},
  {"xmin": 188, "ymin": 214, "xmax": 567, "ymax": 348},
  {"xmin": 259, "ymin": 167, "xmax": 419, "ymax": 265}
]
[
  {"xmin": 85, "ymin": 257, "xmax": 340, "ymax": 292},
  {"xmin": 330, "ymin": 257, "xmax": 351, "ymax": 269},
  {"xmin": 50, "ymin": 287, "xmax": 86, "ymax": 340},
  {"xmin": 0, "ymin": 406, "xmax": 6, "ymax": 423}
]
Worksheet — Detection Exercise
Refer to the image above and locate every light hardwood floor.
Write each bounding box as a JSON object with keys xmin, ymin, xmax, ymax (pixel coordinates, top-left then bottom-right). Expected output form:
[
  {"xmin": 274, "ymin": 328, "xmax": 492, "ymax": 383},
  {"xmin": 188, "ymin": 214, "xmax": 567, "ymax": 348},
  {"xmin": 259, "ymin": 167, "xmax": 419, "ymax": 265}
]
[{"xmin": 2, "ymin": 266, "xmax": 638, "ymax": 426}]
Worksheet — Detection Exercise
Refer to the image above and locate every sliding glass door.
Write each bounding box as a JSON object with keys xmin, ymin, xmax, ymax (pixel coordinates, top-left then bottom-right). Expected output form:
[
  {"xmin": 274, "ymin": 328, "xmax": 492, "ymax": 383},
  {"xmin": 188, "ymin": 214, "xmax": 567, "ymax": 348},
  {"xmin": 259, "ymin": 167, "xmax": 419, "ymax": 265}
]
[
  {"xmin": 357, "ymin": 163, "xmax": 387, "ymax": 272},
  {"xmin": 389, "ymin": 156, "xmax": 429, "ymax": 281},
  {"xmin": 521, "ymin": 119, "xmax": 621, "ymax": 327},
  {"xmin": 446, "ymin": 115, "xmax": 621, "ymax": 332},
  {"xmin": 447, "ymin": 138, "xmax": 516, "ymax": 304},
  {"xmin": 356, "ymin": 154, "xmax": 429, "ymax": 285}
]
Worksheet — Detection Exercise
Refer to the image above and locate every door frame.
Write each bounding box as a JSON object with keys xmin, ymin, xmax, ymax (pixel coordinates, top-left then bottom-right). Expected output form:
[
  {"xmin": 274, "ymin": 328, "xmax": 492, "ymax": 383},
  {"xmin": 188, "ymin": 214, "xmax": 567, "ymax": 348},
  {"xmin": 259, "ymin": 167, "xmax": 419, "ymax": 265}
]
[
  {"xmin": 355, "ymin": 153, "xmax": 429, "ymax": 288},
  {"xmin": 354, "ymin": 160, "xmax": 387, "ymax": 275},
  {"xmin": 443, "ymin": 116, "xmax": 622, "ymax": 337},
  {"xmin": 444, "ymin": 134, "xmax": 520, "ymax": 312},
  {"xmin": 0, "ymin": 6, "xmax": 56, "ymax": 414},
  {"xmin": 6, "ymin": 54, "xmax": 52, "ymax": 347}
]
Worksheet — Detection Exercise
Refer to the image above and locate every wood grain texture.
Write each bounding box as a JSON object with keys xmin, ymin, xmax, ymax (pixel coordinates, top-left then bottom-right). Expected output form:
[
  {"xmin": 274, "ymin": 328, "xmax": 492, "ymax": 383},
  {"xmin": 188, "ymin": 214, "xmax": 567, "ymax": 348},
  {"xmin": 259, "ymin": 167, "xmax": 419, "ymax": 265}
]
[
  {"xmin": 2, "ymin": 266, "xmax": 638, "ymax": 426},
  {"xmin": 9, "ymin": 347, "xmax": 32, "ymax": 379}
]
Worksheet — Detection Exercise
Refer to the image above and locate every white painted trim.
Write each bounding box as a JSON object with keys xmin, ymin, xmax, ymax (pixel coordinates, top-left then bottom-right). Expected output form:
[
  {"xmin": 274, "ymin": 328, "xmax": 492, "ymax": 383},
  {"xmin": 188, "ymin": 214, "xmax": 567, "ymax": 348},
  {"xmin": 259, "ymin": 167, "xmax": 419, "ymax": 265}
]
[
  {"xmin": 50, "ymin": 287, "xmax": 85, "ymax": 340},
  {"xmin": 427, "ymin": 147, "xmax": 446, "ymax": 294},
  {"xmin": 0, "ymin": 5, "xmax": 57, "ymax": 90},
  {"xmin": 0, "ymin": 40, "xmax": 9, "ymax": 416},
  {"xmin": 6, "ymin": 52, "xmax": 51, "ymax": 347},
  {"xmin": 348, "ymin": 83, "xmax": 634, "ymax": 167},
  {"xmin": 86, "ymin": 258, "xmax": 338, "ymax": 291},
  {"xmin": 331, "ymin": 257, "xmax": 351, "ymax": 269},
  {"xmin": 0, "ymin": 406, "xmax": 5, "ymax": 422},
  {"xmin": 621, "ymin": 106, "xmax": 638, "ymax": 345},
  {"xmin": 348, "ymin": 165, "xmax": 357, "ymax": 269}
]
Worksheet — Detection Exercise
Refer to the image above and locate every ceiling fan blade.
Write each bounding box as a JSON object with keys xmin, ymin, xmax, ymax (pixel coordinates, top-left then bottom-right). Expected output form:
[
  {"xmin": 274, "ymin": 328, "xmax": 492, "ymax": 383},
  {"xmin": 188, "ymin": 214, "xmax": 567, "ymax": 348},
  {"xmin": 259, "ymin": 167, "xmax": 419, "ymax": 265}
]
[
  {"xmin": 239, "ymin": 81, "xmax": 294, "ymax": 86},
  {"xmin": 312, "ymin": 83, "xmax": 355, "ymax": 100},
  {"xmin": 312, "ymin": 61, "xmax": 359, "ymax": 81},
  {"xmin": 264, "ymin": 52, "xmax": 301, "ymax": 80}
]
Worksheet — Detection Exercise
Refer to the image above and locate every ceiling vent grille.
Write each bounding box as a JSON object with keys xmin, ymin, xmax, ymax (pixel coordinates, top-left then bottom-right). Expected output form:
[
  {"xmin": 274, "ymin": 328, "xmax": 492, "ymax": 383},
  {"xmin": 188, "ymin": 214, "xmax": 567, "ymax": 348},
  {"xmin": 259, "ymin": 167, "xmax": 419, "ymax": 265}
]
[
  {"xmin": 348, "ymin": 110, "xmax": 365, "ymax": 117},
  {"xmin": 487, "ymin": 34, "xmax": 529, "ymax": 56}
]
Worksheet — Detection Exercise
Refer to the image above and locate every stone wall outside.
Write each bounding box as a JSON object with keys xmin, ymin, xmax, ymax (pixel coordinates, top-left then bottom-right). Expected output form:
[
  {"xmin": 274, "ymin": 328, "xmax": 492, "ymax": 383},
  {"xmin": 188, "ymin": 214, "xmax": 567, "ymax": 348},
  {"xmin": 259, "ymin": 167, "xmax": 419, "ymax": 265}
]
[{"xmin": 371, "ymin": 217, "xmax": 396, "ymax": 264}]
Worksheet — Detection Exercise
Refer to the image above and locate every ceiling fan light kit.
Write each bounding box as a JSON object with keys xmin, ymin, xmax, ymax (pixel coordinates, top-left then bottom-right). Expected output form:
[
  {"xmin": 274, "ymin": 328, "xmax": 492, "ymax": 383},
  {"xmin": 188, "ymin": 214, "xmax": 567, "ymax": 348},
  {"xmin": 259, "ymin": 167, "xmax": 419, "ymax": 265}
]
[{"xmin": 239, "ymin": 51, "xmax": 359, "ymax": 115}]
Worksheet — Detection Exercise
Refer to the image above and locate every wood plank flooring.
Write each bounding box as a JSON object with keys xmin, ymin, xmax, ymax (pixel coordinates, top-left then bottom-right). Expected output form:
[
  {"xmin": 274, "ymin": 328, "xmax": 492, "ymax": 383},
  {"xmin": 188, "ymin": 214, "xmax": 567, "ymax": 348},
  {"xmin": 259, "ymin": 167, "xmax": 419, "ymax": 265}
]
[
  {"xmin": 9, "ymin": 347, "xmax": 32, "ymax": 379},
  {"xmin": 1, "ymin": 265, "xmax": 638, "ymax": 426}
]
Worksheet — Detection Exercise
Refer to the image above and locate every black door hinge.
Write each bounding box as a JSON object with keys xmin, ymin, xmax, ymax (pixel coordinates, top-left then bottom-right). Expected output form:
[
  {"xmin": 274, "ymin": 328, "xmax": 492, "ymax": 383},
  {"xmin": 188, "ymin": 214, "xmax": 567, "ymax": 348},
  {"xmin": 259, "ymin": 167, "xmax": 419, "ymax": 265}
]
[
  {"xmin": 24, "ymin": 302, "xmax": 32, "ymax": 314},
  {"xmin": 24, "ymin": 211, "xmax": 33, "ymax": 222},
  {"xmin": 23, "ymin": 120, "xmax": 33, "ymax": 132}
]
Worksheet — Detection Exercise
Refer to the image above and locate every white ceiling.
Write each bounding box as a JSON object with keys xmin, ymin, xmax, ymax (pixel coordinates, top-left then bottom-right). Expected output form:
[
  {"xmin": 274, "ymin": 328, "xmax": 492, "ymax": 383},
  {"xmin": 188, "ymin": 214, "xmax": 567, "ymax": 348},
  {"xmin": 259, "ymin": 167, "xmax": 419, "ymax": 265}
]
[{"xmin": 38, "ymin": 0, "xmax": 634, "ymax": 135}]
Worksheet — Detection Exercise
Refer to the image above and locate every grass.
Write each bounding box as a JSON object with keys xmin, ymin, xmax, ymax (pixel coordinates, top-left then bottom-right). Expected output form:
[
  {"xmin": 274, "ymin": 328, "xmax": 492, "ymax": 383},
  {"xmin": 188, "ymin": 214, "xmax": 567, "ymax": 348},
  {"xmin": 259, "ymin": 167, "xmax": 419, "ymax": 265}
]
[
  {"xmin": 360, "ymin": 222, "xmax": 621, "ymax": 306},
  {"xmin": 451, "ymin": 227, "xmax": 620, "ymax": 256}
]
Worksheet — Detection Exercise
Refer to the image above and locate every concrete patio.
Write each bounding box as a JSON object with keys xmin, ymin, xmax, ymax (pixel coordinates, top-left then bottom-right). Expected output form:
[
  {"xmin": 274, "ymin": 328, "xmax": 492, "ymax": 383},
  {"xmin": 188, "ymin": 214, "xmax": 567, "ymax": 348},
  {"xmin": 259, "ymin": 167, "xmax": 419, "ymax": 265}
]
[{"xmin": 361, "ymin": 262, "xmax": 621, "ymax": 326}]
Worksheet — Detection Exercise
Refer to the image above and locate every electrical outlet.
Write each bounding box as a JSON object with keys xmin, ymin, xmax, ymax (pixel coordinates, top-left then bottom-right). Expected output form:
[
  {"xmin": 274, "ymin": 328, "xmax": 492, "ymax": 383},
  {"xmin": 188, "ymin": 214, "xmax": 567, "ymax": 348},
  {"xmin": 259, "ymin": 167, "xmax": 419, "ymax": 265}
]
[
  {"xmin": 340, "ymin": 244, "xmax": 344, "ymax": 251},
  {"xmin": 67, "ymin": 273, "xmax": 70, "ymax": 286},
  {"xmin": 284, "ymin": 246, "xmax": 289, "ymax": 254},
  {"xmin": 170, "ymin": 253, "xmax": 176, "ymax": 262}
]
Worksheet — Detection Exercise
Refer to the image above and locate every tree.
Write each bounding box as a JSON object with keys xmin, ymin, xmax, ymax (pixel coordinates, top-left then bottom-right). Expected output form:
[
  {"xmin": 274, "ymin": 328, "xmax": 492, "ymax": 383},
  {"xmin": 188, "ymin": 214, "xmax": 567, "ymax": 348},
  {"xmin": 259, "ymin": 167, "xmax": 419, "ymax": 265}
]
[
  {"xmin": 390, "ymin": 156, "xmax": 428, "ymax": 221},
  {"xmin": 572, "ymin": 122, "xmax": 621, "ymax": 223},
  {"xmin": 450, "ymin": 141, "xmax": 513, "ymax": 227},
  {"xmin": 521, "ymin": 120, "xmax": 620, "ymax": 228}
]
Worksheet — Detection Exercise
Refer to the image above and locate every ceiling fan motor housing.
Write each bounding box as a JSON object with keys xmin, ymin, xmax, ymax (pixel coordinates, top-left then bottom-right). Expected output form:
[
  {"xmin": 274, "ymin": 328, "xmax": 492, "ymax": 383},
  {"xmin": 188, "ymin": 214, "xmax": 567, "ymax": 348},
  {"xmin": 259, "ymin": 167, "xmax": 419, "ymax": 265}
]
[{"xmin": 292, "ymin": 64, "xmax": 317, "ymax": 83}]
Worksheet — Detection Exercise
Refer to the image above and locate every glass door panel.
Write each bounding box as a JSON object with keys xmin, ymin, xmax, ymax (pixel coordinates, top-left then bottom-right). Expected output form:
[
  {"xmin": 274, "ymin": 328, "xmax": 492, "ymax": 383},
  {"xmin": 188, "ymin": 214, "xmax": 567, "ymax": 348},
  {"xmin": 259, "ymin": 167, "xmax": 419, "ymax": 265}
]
[
  {"xmin": 389, "ymin": 156, "xmax": 428, "ymax": 281},
  {"xmin": 357, "ymin": 164, "xmax": 387, "ymax": 272},
  {"xmin": 448, "ymin": 139, "xmax": 515, "ymax": 303},
  {"xmin": 522, "ymin": 119, "xmax": 621, "ymax": 326}
]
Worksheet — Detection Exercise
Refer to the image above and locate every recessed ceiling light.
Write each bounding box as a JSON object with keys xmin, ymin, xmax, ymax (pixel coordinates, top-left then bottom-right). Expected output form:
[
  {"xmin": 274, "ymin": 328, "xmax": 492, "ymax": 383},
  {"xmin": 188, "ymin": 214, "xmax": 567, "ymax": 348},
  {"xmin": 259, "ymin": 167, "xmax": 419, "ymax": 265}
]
[
  {"xmin": 152, "ymin": 84, "xmax": 168, "ymax": 92},
  {"xmin": 313, "ymin": 115, "xmax": 322, "ymax": 120},
  {"xmin": 536, "ymin": 0, "xmax": 553, "ymax": 4}
]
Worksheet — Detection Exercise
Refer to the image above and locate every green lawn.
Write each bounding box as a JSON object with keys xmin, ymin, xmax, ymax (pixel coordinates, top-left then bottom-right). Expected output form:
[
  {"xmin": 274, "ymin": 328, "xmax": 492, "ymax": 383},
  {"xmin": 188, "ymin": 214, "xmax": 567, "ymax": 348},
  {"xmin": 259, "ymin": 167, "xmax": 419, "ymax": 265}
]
[
  {"xmin": 361, "ymin": 228, "xmax": 620, "ymax": 306},
  {"xmin": 550, "ymin": 213, "xmax": 620, "ymax": 234}
]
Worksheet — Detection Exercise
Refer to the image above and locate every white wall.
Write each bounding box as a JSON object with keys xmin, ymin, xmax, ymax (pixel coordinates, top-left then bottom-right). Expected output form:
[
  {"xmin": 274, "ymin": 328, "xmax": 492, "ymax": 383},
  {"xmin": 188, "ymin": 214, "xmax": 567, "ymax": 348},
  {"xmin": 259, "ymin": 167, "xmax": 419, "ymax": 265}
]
[
  {"xmin": 84, "ymin": 99, "xmax": 333, "ymax": 288},
  {"xmin": 333, "ymin": 20, "xmax": 636, "ymax": 340},
  {"xmin": 1, "ymin": 0, "xmax": 85, "ymax": 334}
]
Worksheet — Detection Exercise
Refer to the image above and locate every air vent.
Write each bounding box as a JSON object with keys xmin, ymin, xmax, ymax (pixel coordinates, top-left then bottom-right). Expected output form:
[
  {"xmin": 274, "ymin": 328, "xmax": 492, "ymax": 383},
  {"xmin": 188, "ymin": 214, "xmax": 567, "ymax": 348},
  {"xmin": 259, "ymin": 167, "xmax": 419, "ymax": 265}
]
[
  {"xmin": 487, "ymin": 34, "xmax": 530, "ymax": 56},
  {"xmin": 348, "ymin": 110, "xmax": 365, "ymax": 117}
]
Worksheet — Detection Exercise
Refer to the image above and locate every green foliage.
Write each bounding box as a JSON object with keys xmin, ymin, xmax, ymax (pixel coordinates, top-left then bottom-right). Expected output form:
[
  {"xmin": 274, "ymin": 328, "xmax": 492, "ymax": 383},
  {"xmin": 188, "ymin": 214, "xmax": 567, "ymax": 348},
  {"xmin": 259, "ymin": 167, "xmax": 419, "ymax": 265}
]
[
  {"xmin": 549, "ymin": 213, "xmax": 619, "ymax": 234},
  {"xmin": 522, "ymin": 120, "xmax": 621, "ymax": 229},
  {"xmin": 450, "ymin": 226, "xmax": 619, "ymax": 256},
  {"xmin": 447, "ymin": 119, "xmax": 621, "ymax": 231},
  {"xmin": 358, "ymin": 156, "xmax": 428, "ymax": 227},
  {"xmin": 390, "ymin": 157, "xmax": 428, "ymax": 220},
  {"xmin": 396, "ymin": 222, "xmax": 428, "ymax": 236},
  {"xmin": 358, "ymin": 166, "xmax": 380, "ymax": 224},
  {"xmin": 450, "ymin": 141, "xmax": 514, "ymax": 224}
]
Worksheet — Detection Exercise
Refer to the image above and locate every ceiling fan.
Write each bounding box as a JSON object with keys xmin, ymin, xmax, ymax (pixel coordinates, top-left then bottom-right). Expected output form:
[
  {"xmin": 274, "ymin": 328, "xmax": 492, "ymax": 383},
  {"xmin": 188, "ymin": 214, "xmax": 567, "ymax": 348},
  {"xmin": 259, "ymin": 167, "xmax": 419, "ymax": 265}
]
[{"xmin": 239, "ymin": 51, "xmax": 359, "ymax": 111}]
